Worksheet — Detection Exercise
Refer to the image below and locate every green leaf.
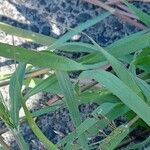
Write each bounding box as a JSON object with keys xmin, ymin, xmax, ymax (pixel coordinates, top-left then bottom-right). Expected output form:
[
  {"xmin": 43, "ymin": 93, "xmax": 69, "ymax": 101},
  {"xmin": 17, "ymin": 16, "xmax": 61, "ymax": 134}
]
[
  {"xmin": 83, "ymin": 33, "xmax": 142, "ymax": 96},
  {"xmin": 78, "ymin": 30, "xmax": 150, "ymax": 64},
  {"xmin": 32, "ymin": 101, "xmax": 64, "ymax": 118},
  {"xmin": 134, "ymin": 48, "xmax": 150, "ymax": 72},
  {"xmin": 78, "ymin": 91, "xmax": 119, "ymax": 104},
  {"xmin": 80, "ymin": 70, "xmax": 150, "ymax": 125},
  {"xmin": 8, "ymin": 63, "xmax": 29, "ymax": 149},
  {"xmin": 55, "ymin": 71, "xmax": 88, "ymax": 149},
  {"xmin": 124, "ymin": 0, "xmax": 150, "ymax": 26},
  {"xmin": 60, "ymin": 103, "xmax": 129, "ymax": 149},
  {"xmin": 134, "ymin": 48, "xmax": 150, "ymax": 66},
  {"xmin": 99, "ymin": 125, "xmax": 129, "ymax": 150},
  {"xmin": 25, "ymin": 74, "xmax": 61, "ymax": 99},
  {"xmin": 135, "ymin": 77, "xmax": 150, "ymax": 105},
  {"xmin": 21, "ymin": 96, "xmax": 59, "ymax": 150},
  {"xmin": 55, "ymin": 71, "xmax": 82, "ymax": 126},
  {"xmin": 135, "ymin": 57, "xmax": 150, "ymax": 66},
  {"xmin": 9, "ymin": 63, "xmax": 26, "ymax": 127},
  {"xmin": 0, "ymin": 92, "xmax": 14, "ymax": 128},
  {"xmin": 88, "ymin": 103, "xmax": 129, "ymax": 136},
  {"xmin": 58, "ymin": 103, "xmax": 119, "ymax": 147},
  {"xmin": 0, "ymin": 42, "xmax": 85, "ymax": 71},
  {"xmin": 0, "ymin": 22, "xmax": 56, "ymax": 46},
  {"xmin": 49, "ymin": 12, "xmax": 111, "ymax": 50},
  {"xmin": 74, "ymin": 81, "xmax": 81, "ymax": 96},
  {"xmin": 57, "ymin": 42, "xmax": 96, "ymax": 53}
]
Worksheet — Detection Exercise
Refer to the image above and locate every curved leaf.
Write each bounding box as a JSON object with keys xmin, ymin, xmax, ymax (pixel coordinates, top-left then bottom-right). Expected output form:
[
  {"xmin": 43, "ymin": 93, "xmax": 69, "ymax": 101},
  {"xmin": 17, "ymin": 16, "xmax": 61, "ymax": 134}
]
[
  {"xmin": 80, "ymin": 70, "xmax": 150, "ymax": 125},
  {"xmin": 9, "ymin": 63, "xmax": 26, "ymax": 127},
  {"xmin": 0, "ymin": 42, "xmax": 85, "ymax": 71}
]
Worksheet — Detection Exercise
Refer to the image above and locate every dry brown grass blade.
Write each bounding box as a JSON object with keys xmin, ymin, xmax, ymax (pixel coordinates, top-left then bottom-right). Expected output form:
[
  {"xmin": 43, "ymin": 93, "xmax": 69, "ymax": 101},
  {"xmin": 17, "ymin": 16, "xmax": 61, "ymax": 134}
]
[
  {"xmin": 46, "ymin": 95, "xmax": 63, "ymax": 105},
  {"xmin": 115, "ymin": 8, "xmax": 138, "ymax": 19},
  {"xmin": 115, "ymin": 3, "xmax": 130, "ymax": 12},
  {"xmin": 116, "ymin": 13, "xmax": 146, "ymax": 29},
  {"xmin": 84, "ymin": 0, "xmax": 115, "ymax": 13},
  {"xmin": 83, "ymin": 0, "xmax": 146, "ymax": 29},
  {"xmin": 106, "ymin": 0, "xmax": 150, "ymax": 5}
]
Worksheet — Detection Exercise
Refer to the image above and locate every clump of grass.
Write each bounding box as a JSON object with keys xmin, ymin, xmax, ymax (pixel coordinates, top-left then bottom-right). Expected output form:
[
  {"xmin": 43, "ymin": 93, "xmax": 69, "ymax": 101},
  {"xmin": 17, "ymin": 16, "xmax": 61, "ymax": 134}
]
[{"xmin": 0, "ymin": 1, "xmax": 150, "ymax": 149}]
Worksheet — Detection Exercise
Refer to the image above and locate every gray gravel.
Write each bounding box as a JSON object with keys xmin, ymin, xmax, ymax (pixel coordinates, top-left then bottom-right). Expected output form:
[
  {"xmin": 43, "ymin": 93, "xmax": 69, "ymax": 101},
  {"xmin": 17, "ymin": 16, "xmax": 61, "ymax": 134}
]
[{"xmin": 0, "ymin": 0, "xmax": 150, "ymax": 149}]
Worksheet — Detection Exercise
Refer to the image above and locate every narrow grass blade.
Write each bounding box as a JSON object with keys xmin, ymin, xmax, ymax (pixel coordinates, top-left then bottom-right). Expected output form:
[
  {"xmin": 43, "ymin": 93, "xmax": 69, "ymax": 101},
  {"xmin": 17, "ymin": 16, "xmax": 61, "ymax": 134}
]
[
  {"xmin": 9, "ymin": 63, "xmax": 26, "ymax": 127},
  {"xmin": 0, "ymin": 22, "xmax": 56, "ymax": 45},
  {"xmin": 0, "ymin": 22, "xmax": 93, "ymax": 53},
  {"xmin": 78, "ymin": 91, "xmax": 119, "ymax": 104},
  {"xmin": 55, "ymin": 70, "xmax": 89, "ymax": 149},
  {"xmin": 124, "ymin": 0, "xmax": 150, "ymax": 26},
  {"xmin": 55, "ymin": 71, "xmax": 82, "ymax": 126},
  {"xmin": 31, "ymin": 102, "xmax": 64, "ymax": 118},
  {"xmin": 57, "ymin": 42, "xmax": 96, "ymax": 53},
  {"xmin": 49, "ymin": 12, "xmax": 111, "ymax": 50},
  {"xmin": 24, "ymin": 76, "xmax": 64, "ymax": 95},
  {"xmin": 87, "ymin": 103, "xmax": 129, "ymax": 138},
  {"xmin": 0, "ymin": 92, "xmax": 14, "ymax": 128},
  {"xmin": 61, "ymin": 103, "xmax": 127, "ymax": 149},
  {"xmin": 0, "ymin": 22, "xmax": 103, "ymax": 53},
  {"xmin": 80, "ymin": 70, "xmax": 150, "ymax": 125},
  {"xmin": 99, "ymin": 125, "xmax": 129, "ymax": 150},
  {"xmin": 30, "ymin": 91, "xmax": 119, "ymax": 119},
  {"xmin": 61, "ymin": 103, "xmax": 116, "ymax": 145},
  {"xmin": 12, "ymin": 129, "xmax": 29, "ymax": 150},
  {"xmin": 21, "ymin": 97, "xmax": 59, "ymax": 150},
  {"xmin": 134, "ymin": 47, "xmax": 150, "ymax": 66},
  {"xmin": 25, "ymin": 74, "xmax": 61, "ymax": 99},
  {"xmin": 0, "ymin": 42, "xmax": 85, "ymax": 71},
  {"xmin": 135, "ymin": 77, "xmax": 150, "ymax": 105},
  {"xmin": 78, "ymin": 31, "xmax": 150, "ymax": 64},
  {"xmin": 83, "ymin": 33, "xmax": 142, "ymax": 96},
  {"xmin": 9, "ymin": 63, "xmax": 29, "ymax": 149},
  {"xmin": 58, "ymin": 103, "xmax": 125, "ymax": 147}
]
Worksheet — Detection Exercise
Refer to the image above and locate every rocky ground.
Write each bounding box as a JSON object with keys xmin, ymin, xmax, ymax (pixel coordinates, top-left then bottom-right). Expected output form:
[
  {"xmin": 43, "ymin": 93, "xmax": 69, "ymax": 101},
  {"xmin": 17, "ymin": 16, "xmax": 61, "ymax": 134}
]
[{"xmin": 0, "ymin": 0, "xmax": 150, "ymax": 149}]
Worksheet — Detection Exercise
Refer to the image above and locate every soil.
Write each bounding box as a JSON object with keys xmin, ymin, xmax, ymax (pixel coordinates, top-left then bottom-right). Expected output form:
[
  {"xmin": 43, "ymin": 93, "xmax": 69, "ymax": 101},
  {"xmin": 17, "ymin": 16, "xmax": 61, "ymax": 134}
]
[{"xmin": 0, "ymin": 0, "xmax": 150, "ymax": 149}]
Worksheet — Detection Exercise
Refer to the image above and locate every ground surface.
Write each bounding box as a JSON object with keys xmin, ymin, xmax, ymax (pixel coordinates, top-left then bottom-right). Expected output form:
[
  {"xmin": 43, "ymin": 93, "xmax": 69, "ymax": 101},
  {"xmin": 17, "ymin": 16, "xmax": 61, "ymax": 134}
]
[{"xmin": 0, "ymin": 0, "xmax": 150, "ymax": 149}]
